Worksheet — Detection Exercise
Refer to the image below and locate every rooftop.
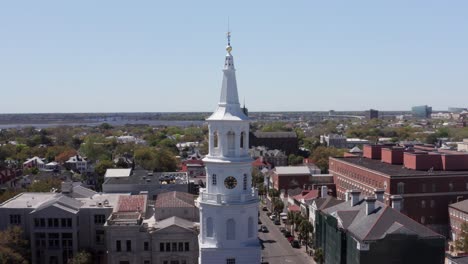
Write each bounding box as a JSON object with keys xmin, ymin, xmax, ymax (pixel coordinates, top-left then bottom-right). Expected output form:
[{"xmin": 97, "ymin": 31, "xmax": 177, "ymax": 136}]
[
  {"xmin": 154, "ymin": 216, "xmax": 196, "ymax": 230},
  {"xmin": 0, "ymin": 192, "xmax": 56, "ymax": 208},
  {"xmin": 117, "ymin": 195, "xmax": 147, "ymax": 213},
  {"xmin": 332, "ymin": 157, "xmax": 468, "ymax": 177},
  {"xmin": 274, "ymin": 166, "xmax": 311, "ymax": 175},
  {"xmin": 323, "ymin": 196, "xmax": 443, "ymax": 242},
  {"xmin": 155, "ymin": 191, "xmax": 195, "ymax": 208},
  {"xmin": 104, "ymin": 168, "xmax": 132, "ymax": 178},
  {"xmin": 103, "ymin": 170, "xmax": 188, "ymax": 185},
  {"xmin": 450, "ymin": 199, "xmax": 468, "ymax": 213}
]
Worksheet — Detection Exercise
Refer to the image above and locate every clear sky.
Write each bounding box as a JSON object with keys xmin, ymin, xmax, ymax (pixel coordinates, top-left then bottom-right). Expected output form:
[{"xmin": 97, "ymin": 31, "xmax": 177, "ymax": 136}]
[{"xmin": 1, "ymin": 1, "xmax": 467, "ymax": 113}]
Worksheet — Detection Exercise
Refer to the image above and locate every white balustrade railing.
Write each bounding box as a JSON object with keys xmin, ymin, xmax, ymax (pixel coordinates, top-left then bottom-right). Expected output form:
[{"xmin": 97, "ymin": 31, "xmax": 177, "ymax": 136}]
[{"xmin": 199, "ymin": 188, "xmax": 258, "ymax": 204}]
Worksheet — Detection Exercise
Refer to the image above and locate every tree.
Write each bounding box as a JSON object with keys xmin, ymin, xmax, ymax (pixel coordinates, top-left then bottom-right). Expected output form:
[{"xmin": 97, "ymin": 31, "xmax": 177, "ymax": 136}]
[
  {"xmin": 67, "ymin": 251, "xmax": 91, "ymax": 264},
  {"xmin": 94, "ymin": 160, "xmax": 115, "ymax": 177},
  {"xmin": 134, "ymin": 147, "xmax": 178, "ymax": 172},
  {"xmin": 99, "ymin": 123, "xmax": 113, "ymax": 130},
  {"xmin": 455, "ymin": 222, "xmax": 468, "ymax": 252},
  {"xmin": 79, "ymin": 135, "xmax": 110, "ymax": 162},
  {"xmin": 314, "ymin": 248, "xmax": 324, "ymax": 264},
  {"xmin": 27, "ymin": 178, "xmax": 62, "ymax": 192},
  {"xmin": 0, "ymin": 226, "xmax": 29, "ymax": 264},
  {"xmin": 298, "ymin": 219, "xmax": 314, "ymax": 251},
  {"xmin": 52, "ymin": 147, "xmax": 77, "ymax": 164},
  {"xmin": 271, "ymin": 197, "xmax": 284, "ymax": 215},
  {"xmin": 310, "ymin": 146, "xmax": 345, "ymax": 173},
  {"xmin": 268, "ymin": 189, "xmax": 280, "ymax": 198},
  {"xmin": 288, "ymin": 154, "xmax": 304, "ymax": 166}
]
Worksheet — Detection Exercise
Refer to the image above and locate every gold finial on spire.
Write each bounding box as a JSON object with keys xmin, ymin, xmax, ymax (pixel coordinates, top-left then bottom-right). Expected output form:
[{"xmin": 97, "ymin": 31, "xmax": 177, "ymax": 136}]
[
  {"xmin": 226, "ymin": 18, "xmax": 232, "ymax": 53},
  {"xmin": 226, "ymin": 31, "xmax": 232, "ymax": 53}
]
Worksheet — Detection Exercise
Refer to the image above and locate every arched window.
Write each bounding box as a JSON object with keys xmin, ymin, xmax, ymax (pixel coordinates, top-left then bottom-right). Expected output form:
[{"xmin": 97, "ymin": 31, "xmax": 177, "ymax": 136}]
[
  {"xmin": 240, "ymin": 132, "xmax": 245, "ymax": 148},
  {"xmin": 212, "ymin": 174, "xmax": 217, "ymax": 185},
  {"xmin": 430, "ymin": 200, "xmax": 435, "ymax": 208},
  {"xmin": 421, "ymin": 216, "xmax": 425, "ymax": 224},
  {"xmin": 227, "ymin": 131, "xmax": 235, "ymax": 154},
  {"xmin": 449, "ymin": 182, "xmax": 454, "ymax": 191},
  {"xmin": 206, "ymin": 217, "xmax": 213, "ymax": 237},
  {"xmin": 397, "ymin": 182, "xmax": 404, "ymax": 194},
  {"xmin": 226, "ymin": 219, "xmax": 235, "ymax": 240},
  {"xmin": 213, "ymin": 132, "xmax": 219, "ymax": 148},
  {"xmin": 243, "ymin": 174, "xmax": 247, "ymax": 190},
  {"xmin": 421, "ymin": 200, "xmax": 426, "ymax": 208},
  {"xmin": 247, "ymin": 217, "xmax": 254, "ymax": 238}
]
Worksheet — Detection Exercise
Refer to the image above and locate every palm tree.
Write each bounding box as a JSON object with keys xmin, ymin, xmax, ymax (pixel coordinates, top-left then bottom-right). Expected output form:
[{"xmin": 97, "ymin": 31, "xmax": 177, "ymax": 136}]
[
  {"xmin": 314, "ymin": 248, "xmax": 324, "ymax": 264},
  {"xmin": 287, "ymin": 211, "xmax": 303, "ymax": 234},
  {"xmin": 298, "ymin": 219, "xmax": 314, "ymax": 251},
  {"xmin": 272, "ymin": 197, "xmax": 284, "ymax": 216}
]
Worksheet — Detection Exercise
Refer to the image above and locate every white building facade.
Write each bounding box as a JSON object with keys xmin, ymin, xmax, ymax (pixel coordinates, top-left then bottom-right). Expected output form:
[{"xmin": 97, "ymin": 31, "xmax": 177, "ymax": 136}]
[{"xmin": 198, "ymin": 33, "xmax": 261, "ymax": 264}]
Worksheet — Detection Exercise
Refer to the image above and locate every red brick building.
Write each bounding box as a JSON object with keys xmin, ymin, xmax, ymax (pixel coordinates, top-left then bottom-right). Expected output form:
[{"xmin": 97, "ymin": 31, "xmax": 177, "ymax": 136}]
[
  {"xmin": 449, "ymin": 199, "xmax": 468, "ymax": 241},
  {"xmin": 331, "ymin": 144, "xmax": 468, "ymax": 235}
]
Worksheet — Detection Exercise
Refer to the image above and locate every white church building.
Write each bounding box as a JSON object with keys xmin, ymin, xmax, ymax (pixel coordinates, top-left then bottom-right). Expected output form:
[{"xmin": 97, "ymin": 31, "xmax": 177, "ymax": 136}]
[{"xmin": 197, "ymin": 33, "xmax": 261, "ymax": 264}]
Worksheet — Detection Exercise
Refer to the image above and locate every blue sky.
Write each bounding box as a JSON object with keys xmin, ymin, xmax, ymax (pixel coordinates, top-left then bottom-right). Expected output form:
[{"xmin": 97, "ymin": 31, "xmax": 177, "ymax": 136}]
[{"xmin": 0, "ymin": 1, "xmax": 467, "ymax": 113}]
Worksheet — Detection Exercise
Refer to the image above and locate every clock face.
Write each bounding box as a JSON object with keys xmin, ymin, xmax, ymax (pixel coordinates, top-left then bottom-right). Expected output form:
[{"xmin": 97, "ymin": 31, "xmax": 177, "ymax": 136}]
[{"xmin": 224, "ymin": 176, "xmax": 237, "ymax": 189}]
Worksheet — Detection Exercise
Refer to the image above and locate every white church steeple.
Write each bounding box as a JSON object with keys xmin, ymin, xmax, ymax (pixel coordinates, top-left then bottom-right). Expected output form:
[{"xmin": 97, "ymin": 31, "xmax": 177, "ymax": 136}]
[
  {"xmin": 198, "ymin": 32, "xmax": 261, "ymax": 264},
  {"xmin": 207, "ymin": 32, "xmax": 248, "ymax": 121}
]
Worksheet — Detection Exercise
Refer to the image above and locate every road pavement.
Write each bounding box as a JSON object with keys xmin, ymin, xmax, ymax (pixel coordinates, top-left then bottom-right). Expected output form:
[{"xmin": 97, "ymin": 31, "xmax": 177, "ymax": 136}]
[{"xmin": 258, "ymin": 209, "xmax": 315, "ymax": 264}]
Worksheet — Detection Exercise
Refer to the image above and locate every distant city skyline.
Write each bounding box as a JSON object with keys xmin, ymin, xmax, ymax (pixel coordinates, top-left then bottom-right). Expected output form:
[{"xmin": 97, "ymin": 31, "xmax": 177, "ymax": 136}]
[{"xmin": 0, "ymin": 1, "xmax": 467, "ymax": 113}]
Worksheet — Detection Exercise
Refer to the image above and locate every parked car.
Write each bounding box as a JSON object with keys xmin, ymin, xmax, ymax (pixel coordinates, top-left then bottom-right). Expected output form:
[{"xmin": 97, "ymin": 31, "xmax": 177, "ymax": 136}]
[
  {"xmin": 269, "ymin": 215, "xmax": 276, "ymax": 220},
  {"xmin": 279, "ymin": 227, "xmax": 286, "ymax": 233},
  {"xmin": 258, "ymin": 219, "xmax": 262, "ymax": 224},
  {"xmin": 262, "ymin": 206, "xmax": 268, "ymax": 211},
  {"xmin": 266, "ymin": 212, "xmax": 272, "ymax": 217},
  {"xmin": 274, "ymin": 219, "xmax": 280, "ymax": 225},
  {"xmin": 284, "ymin": 231, "xmax": 292, "ymax": 238},
  {"xmin": 291, "ymin": 240, "xmax": 300, "ymax": 248},
  {"xmin": 287, "ymin": 236, "xmax": 295, "ymax": 243},
  {"xmin": 261, "ymin": 225, "xmax": 269, "ymax": 233}
]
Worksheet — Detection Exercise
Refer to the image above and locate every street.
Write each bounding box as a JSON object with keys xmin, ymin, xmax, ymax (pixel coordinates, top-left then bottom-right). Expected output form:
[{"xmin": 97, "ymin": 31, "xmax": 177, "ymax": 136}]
[{"xmin": 258, "ymin": 209, "xmax": 315, "ymax": 264}]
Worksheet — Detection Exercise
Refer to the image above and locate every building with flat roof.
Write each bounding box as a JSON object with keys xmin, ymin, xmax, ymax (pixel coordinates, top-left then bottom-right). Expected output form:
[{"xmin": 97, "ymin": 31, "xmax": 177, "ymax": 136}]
[
  {"xmin": 449, "ymin": 199, "xmax": 468, "ymax": 242},
  {"xmin": 412, "ymin": 105, "xmax": 432, "ymax": 118},
  {"xmin": 0, "ymin": 189, "xmax": 125, "ymax": 264},
  {"xmin": 102, "ymin": 169, "xmax": 189, "ymax": 199},
  {"xmin": 331, "ymin": 145, "xmax": 468, "ymax": 235}
]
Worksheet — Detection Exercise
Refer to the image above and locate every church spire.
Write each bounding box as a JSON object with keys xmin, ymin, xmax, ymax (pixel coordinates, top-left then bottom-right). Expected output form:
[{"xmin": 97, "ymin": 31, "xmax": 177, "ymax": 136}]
[{"xmin": 207, "ymin": 31, "xmax": 247, "ymax": 121}]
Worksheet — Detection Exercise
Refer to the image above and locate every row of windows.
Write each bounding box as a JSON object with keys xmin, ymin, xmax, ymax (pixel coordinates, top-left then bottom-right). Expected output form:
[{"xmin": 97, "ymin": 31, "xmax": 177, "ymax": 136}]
[
  {"xmin": 420, "ymin": 200, "xmax": 436, "ymax": 209},
  {"xmin": 205, "ymin": 217, "xmax": 254, "ymax": 239},
  {"xmin": 10, "ymin": 214, "xmax": 21, "ymax": 225},
  {"xmin": 34, "ymin": 232, "xmax": 73, "ymax": 249},
  {"xmin": 159, "ymin": 242, "xmax": 190, "ymax": 252},
  {"xmin": 335, "ymin": 166, "xmax": 384, "ymax": 189},
  {"xmin": 116, "ymin": 240, "xmax": 150, "ymax": 252},
  {"xmin": 94, "ymin": 214, "xmax": 106, "ymax": 224},
  {"xmin": 162, "ymin": 261, "xmax": 187, "ymax": 264},
  {"xmin": 398, "ymin": 182, "xmax": 465, "ymax": 194},
  {"xmin": 34, "ymin": 218, "xmax": 72, "ymax": 228}
]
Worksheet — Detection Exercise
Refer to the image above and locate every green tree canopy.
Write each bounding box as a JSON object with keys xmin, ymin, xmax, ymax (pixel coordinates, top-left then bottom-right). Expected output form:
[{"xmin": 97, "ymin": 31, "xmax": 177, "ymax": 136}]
[{"xmin": 0, "ymin": 226, "xmax": 29, "ymax": 264}]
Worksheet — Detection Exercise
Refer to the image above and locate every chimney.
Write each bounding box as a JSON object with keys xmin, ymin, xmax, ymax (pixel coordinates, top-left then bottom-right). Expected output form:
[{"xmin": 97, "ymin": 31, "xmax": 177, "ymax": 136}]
[
  {"xmin": 349, "ymin": 190, "xmax": 361, "ymax": 206},
  {"xmin": 390, "ymin": 195, "xmax": 403, "ymax": 211},
  {"xmin": 364, "ymin": 196, "xmax": 377, "ymax": 215},
  {"xmin": 321, "ymin": 186, "xmax": 328, "ymax": 198},
  {"xmin": 374, "ymin": 189, "xmax": 385, "ymax": 202}
]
